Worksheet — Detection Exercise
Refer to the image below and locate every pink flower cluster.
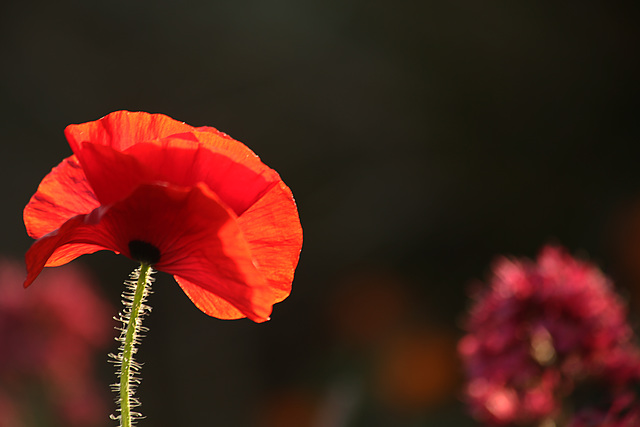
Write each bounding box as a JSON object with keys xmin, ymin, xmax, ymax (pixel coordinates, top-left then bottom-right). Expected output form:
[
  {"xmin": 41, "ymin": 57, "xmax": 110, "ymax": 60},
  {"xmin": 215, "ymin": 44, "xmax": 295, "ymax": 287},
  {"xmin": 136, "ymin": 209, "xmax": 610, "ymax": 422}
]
[
  {"xmin": 0, "ymin": 259, "xmax": 112, "ymax": 427},
  {"xmin": 459, "ymin": 246, "xmax": 640, "ymax": 425}
]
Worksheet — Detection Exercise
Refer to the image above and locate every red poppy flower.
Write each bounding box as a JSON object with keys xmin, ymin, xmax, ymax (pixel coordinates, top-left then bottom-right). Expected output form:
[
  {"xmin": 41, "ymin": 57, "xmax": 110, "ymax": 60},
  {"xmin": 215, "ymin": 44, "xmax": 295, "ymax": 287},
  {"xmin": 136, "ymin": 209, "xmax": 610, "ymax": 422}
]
[{"xmin": 24, "ymin": 111, "xmax": 302, "ymax": 322}]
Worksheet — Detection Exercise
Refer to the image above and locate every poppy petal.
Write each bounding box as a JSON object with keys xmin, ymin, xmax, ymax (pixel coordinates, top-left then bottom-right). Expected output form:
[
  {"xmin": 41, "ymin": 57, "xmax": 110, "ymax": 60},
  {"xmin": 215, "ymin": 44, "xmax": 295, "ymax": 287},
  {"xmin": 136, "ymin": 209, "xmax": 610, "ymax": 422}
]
[
  {"xmin": 125, "ymin": 135, "xmax": 281, "ymax": 215},
  {"xmin": 178, "ymin": 181, "xmax": 303, "ymax": 320},
  {"xmin": 66, "ymin": 111, "xmax": 284, "ymax": 214},
  {"xmin": 75, "ymin": 138, "xmax": 281, "ymax": 216},
  {"xmin": 27, "ymin": 111, "xmax": 302, "ymax": 322},
  {"xmin": 191, "ymin": 129, "xmax": 271, "ymax": 174},
  {"xmin": 145, "ymin": 183, "xmax": 273, "ymax": 322},
  {"xmin": 45, "ymin": 244, "xmax": 110, "ymax": 267},
  {"xmin": 237, "ymin": 181, "xmax": 303, "ymax": 303},
  {"xmin": 71, "ymin": 142, "xmax": 147, "ymax": 206},
  {"xmin": 64, "ymin": 110, "xmax": 196, "ymax": 154},
  {"xmin": 23, "ymin": 155, "xmax": 100, "ymax": 239},
  {"xmin": 173, "ymin": 276, "xmax": 246, "ymax": 320},
  {"xmin": 24, "ymin": 208, "xmax": 123, "ymax": 288},
  {"xmin": 25, "ymin": 181, "xmax": 274, "ymax": 321}
]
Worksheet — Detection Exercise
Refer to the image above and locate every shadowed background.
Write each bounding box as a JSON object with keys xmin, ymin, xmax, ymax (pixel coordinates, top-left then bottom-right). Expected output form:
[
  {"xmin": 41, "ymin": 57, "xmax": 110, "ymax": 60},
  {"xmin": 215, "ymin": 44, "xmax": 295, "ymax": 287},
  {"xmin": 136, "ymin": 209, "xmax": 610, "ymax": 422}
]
[{"xmin": 1, "ymin": 1, "xmax": 640, "ymax": 426}]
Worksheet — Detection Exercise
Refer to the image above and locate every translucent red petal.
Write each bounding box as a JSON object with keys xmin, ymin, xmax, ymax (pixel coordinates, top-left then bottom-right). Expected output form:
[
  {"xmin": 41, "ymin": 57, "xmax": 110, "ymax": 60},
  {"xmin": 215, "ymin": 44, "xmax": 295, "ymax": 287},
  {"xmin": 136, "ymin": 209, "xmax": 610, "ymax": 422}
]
[
  {"xmin": 23, "ymin": 155, "xmax": 100, "ymax": 239},
  {"xmin": 130, "ymin": 132, "xmax": 282, "ymax": 215},
  {"xmin": 64, "ymin": 111, "xmax": 196, "ymax": 153},
  {"xmin": 75, "ymin": 139, "xmax": 281, "ymax": 215},
  {"xmin": 237, "ymin": 181, "xmax": 303, "ymax": 303},
  {"xmin": 173, "ymin": 276, "xmax": 248, "ymax": 320},
  {"xmin": 64, "ymin": 111, "xmax": 235, "ymax": 154},
  {"xmin": 176, "ymin": 181, "xmax": 303, "ymax": 321},
  {"xmin": 173, "ymin": 180, "xmax": 302, "ymax": 321},
  {"xmin": 25, "ymin": 182, "xmax": 274, "ymax": 321},
  {"xmin": 24, "ymin": 210, "xmax": 123, "ymax": 288},
  {"xmin": 26, "ymin": 111, "xmax": 303, "ymax": 321}
]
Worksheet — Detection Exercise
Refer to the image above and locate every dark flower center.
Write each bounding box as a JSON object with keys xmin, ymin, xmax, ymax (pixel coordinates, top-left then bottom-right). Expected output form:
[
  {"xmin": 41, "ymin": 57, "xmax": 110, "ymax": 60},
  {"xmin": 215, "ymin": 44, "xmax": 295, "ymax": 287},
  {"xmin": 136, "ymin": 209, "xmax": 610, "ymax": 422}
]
[{"xmin": 128, "ymin": 240, "xmax": 161, "ymax": 265}]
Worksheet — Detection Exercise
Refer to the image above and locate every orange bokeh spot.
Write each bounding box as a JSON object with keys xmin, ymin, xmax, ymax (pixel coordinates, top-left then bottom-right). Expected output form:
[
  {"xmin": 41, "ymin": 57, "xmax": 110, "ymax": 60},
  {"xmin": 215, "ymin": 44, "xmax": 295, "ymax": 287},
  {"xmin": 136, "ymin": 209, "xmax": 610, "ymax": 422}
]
[
  {"xmin": 374, "ymin": 327, "xmax": 460, "ymax": 412},
  {"xmin": 328, "ymin": 269, "xmax": 411, "ymax": 349},
  {"xmin": 256, "ymin": 389, "xmax": 318, "ymax": 427}
]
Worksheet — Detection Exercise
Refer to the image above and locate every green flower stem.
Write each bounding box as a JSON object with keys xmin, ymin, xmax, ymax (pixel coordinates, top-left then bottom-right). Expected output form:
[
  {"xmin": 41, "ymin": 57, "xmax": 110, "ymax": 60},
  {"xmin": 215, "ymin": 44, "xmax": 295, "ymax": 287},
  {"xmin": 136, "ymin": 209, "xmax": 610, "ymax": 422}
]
[{"xmin": 111, "ymin": 264, "xmax": 154, "ymax": 427}]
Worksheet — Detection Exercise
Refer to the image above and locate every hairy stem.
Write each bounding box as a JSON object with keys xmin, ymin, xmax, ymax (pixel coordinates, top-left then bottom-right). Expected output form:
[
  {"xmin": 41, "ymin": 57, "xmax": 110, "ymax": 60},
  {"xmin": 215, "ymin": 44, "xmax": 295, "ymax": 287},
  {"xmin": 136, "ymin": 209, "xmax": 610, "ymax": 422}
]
[{"xmin": 110, "ymin": 264, "xmax": 154, "ymax": 426}]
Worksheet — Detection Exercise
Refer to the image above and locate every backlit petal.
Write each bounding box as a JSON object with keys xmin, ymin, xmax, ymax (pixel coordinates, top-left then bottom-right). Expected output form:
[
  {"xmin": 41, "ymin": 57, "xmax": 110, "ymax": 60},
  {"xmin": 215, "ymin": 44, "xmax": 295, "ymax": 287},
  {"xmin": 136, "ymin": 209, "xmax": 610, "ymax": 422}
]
[
  {"xmin": 23, "ymin": 155, "xmax": 100, "ymax": 239},
  {"xmin": 26, "ymin": 111, "xmax": 302, "ymax": 322},
  {"xmin": 179, "ymin": 181, "xmax": 302, "ymax": 320},
  {"xmin": 72, "ymin": 142, "xmax": 147, "ymax": 206},
  {"xmin": 145, "ymin": 184, "xmax": 273, "ymax": 322},
  {"xmin": 25, "ymin": 182, "xmax": 273, "ymax": 321},
  {"xmin": 125, "ymin": 135, "xmax": 281, "ymax": 215},
  {"xmin": 45, "ymin": 244, "xmax": 109, "ymax": 267},
  {"xmin": 191, "ymin": 129, "xmax": 271, "ymax": 174},
  {"xmin": 64, "ymin": 110, "xmax": 196, "ymax": 153},
  {"xmin": 237, "ymin": 181, "xmax": 303, "ymax": 303},
  {"xmin": 75, "ymin": 138, "xmax": 280, "ymax": 215},
  {"xmin": 173, "ymin": 276, "xmax": 246, "ymax": 320},
  {"xmin": 24, "ymin": 209, "xmax": 123, "ymax": 288}
]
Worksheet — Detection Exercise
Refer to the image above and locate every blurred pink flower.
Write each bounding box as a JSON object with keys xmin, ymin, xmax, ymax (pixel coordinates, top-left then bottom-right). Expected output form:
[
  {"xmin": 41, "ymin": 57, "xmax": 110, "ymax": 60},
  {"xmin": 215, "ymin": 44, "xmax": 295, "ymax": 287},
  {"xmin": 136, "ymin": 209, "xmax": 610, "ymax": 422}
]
[
  {"xmin": 0, "ymin": 258, "xmax": 112, "ymax": 426},
  {"xmin": 459, "ymin": 246, "xmax": 640, "ymax": 425}
]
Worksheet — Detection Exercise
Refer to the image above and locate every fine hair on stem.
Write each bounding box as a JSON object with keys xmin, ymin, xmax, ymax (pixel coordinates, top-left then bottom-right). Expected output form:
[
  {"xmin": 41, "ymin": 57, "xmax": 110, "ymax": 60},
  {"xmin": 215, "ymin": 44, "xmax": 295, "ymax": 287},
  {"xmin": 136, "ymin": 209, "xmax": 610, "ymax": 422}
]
[{"xmin": 108, "ymin": 264, "xmax": 154, "ymax": 426}]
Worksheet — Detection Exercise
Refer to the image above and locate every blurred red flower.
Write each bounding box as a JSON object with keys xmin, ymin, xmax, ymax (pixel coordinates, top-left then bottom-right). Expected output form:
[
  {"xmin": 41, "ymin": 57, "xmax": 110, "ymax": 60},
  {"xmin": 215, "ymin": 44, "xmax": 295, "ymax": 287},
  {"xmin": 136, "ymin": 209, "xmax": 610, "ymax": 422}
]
[
  {"xmin": 0, "ymin": 259, "xmax": 111, "ymax": 427},
  {"xmin": 24, "ymin": 111, "xmax": 302, "ymax": 322},
  {"xmin": 459, "ymin": 246, "xmax": 640, "ymax": 425}
]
